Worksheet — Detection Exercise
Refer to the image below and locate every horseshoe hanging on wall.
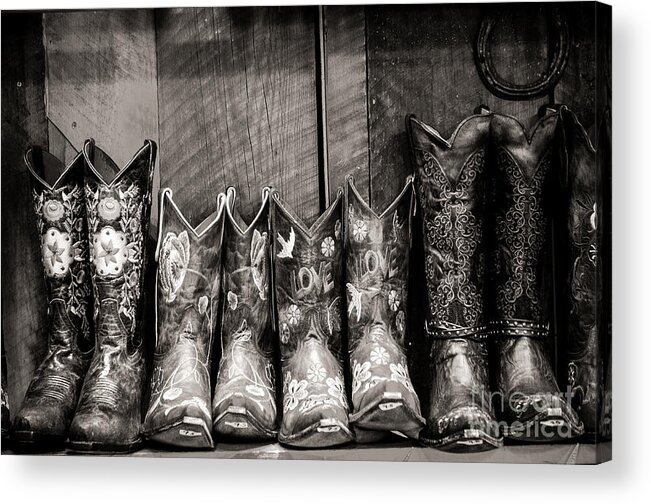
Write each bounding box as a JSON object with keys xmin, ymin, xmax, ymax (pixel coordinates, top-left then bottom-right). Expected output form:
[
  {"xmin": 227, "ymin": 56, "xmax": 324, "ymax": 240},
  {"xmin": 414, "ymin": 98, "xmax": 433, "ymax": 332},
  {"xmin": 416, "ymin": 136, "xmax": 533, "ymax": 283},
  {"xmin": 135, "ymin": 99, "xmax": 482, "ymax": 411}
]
[{"xmin": 474, "ymin": 9, "xmax": 570, "ymax": 100}]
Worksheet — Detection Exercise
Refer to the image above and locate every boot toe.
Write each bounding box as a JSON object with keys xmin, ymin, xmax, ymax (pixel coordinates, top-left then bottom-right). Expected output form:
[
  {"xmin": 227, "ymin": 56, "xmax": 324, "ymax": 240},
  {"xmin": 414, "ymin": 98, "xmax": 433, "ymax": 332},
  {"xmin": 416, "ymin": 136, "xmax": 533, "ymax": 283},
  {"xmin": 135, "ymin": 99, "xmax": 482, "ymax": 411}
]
[
  {"xmin": 12, "ymin": 404, "xmax": 68, "ymax": 444},
  {"xmin": 68, "ymin": 411, "xmax": 141, "ymax": 453}
]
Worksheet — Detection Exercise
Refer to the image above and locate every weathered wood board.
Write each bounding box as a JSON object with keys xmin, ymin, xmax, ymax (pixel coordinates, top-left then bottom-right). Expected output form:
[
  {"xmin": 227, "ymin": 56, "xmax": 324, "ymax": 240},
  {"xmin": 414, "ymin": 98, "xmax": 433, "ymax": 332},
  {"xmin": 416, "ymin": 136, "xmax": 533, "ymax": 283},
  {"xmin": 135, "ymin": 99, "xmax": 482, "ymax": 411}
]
[
  {"xmin": 1, "ymin": 13, "xmax": 50, "ymax": 409},
  {"xmin": 155, "ymin": 6, "xmax": 320, "ymax": 225},
  {"xmin": 322, "ymin": 6, "xmax": 370, "ymax": 204},
  {"xmin": 43, "ymin": 9, "xmax": 160, "ymax": 228}
]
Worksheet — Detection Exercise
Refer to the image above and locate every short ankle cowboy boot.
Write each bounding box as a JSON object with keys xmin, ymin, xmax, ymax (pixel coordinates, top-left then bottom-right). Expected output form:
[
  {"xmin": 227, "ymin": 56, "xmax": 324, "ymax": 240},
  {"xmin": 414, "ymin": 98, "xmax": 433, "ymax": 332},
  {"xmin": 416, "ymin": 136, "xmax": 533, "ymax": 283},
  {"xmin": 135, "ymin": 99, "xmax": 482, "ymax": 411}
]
[
  {"xmin": 12, "ymin": 148, "xmax": 93, "ymax": 448},
  {"xmin": 407, "ymin": 112, "xmax": 502, "ymax": 452},
  {"xmin": 142, "ymin": 189, "xmax": 226, "ymax": 449},
  {"xmin": 212, "ymin": 187, "xmax": 278, "ymax": 440},
  {"xmin": 271, "ymin": 191, "xmax": 353, "ymax": 448},
  {"xmin": 67, "ymin": 139, "xmax": 156, "ymax": 453},
  {"xmin": 559, "ymin": 106, "xmax": 610, "ymax": 438},
  {"xmin": 344, "ymin": 176, "xmax": 424, "ymax": 441},
  {"xmin": 488, "ymin": 110, "xmax": 583, "ymax": 442}
]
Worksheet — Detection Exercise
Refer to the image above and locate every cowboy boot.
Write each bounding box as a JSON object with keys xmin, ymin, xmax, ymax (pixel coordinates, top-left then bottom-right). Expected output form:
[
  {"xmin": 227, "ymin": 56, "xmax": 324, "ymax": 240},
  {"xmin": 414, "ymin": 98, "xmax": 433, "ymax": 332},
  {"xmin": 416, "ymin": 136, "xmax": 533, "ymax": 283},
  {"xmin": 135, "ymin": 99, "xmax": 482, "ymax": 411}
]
[
  {"xmin": 12, "ymin": 148, "xmax": 93, "ymax": 448},
  {"xmin": 67, "ymin": 139, "xmax": 156, "ymax": 453},
  {"xmin": 406, "ymin": 112, "xmax": 502, "ymax": 452},
  {"xmin": 142, "ymin": 189, "xmax": 225, "ymax": 449},
  {"xmin": 344, "ymin": 176, "xmax": 424, "ymax": 441},
  {"xmin": 488, "ymin": 110, "xmax": 583, "ymax": 442},
  {"xmin": 271, "ymin": 190, "xmax": 353, "ymax": 448},
  {"xmin": 212, "ymin": 187, "xmax": 278, "ymax": 440},
  {"xmin": 559, "ymin": 106, "xmax": 609, "ymax": 438}
]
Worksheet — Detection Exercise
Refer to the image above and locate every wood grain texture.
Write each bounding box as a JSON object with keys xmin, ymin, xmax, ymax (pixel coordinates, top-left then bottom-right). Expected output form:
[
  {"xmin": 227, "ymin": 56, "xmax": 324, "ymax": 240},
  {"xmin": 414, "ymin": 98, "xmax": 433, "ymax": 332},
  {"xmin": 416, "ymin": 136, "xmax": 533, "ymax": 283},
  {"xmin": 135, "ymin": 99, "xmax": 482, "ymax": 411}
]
[
  {"xmin": 43, "ymin": 9, "xmax": 160, "ymax": 229},
  {"xmin": 555, "ymin": 2, "xmax": 597, "ymax": 136},
  {"xmin": 365, "ymin": 4, "xmax": 550, "ymax": 211},
  {"xmin": 323, "ymin": 5, "xmax": 370, "ymax": 203},
  {"xmin": 1, "ymin": 12, "xmax": 49, "ymax": 409},
  {"xmin": 156, "ymin": 7, "xmax": 320, "ymax": 225}
]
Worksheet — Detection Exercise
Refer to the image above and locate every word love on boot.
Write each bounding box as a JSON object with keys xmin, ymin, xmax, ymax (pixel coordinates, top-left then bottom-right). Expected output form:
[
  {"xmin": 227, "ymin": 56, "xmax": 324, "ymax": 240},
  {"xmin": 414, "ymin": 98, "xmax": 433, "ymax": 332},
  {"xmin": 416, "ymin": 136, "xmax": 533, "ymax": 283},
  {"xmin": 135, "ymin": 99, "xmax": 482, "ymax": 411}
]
[
  {"xmin": 488, "ymin": 110, "xmax": 583, "ymax": 442},
  {"xmin": 212, "ymin": 187, "xmax": 278, "ymax": 440},
  {"xmin": 345, "ymin": 176, "xmax": 424, "ymax": 442},
  {"xmin": 271, "ymin": 191, "xmax": 353, "ymax": 448},
  {"xmin": 407, "ymin": 112, "xmax": 502, "ymax": 453},
  {"xmin": 12, "ymin": 148, "xmax": 93, "ymax": 448},
  {"xmin": 142, "ymin": 189, "xmax": 225, "ymax": 449},
  {"xmin": 560, "ymin": 107, "xmax": 610, "ymax": 438},
  {"xmin": 67, "ymin": 139, "xmax": 156, "ymax": 453}
]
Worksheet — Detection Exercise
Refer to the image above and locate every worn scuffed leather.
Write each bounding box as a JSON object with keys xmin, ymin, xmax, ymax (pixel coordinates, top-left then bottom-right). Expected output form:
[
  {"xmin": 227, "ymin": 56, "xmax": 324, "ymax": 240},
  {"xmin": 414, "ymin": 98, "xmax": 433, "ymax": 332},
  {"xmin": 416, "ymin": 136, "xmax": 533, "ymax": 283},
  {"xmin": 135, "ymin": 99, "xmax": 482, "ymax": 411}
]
[
  {"xmin": 271, "ymin": 191, "xmax": 353, "ymax": 448},
  {"xmin": 12, "ymin": 149, "xmax": 93, "ymax": 447},
  {"xmin": 344, "ymin": 176, "xmax": 424, "ymax": 440},
  {"xmin": 212, "ymin": 187, "xmax": 278, "ymax": 440},
  {"xmin": 488, "ymin": 112, "xmax": 583, "ymax": 442},
  {"xmin": 67, "ymin": 140, "xmax": 156, "ymax": 453},
  {"xmin": 407, "ymin": 113, "xmax": 502, "ymax": 452},
  {"xmin": 143, "ymin": 189, "xmax": 225, "ymax": 449}
]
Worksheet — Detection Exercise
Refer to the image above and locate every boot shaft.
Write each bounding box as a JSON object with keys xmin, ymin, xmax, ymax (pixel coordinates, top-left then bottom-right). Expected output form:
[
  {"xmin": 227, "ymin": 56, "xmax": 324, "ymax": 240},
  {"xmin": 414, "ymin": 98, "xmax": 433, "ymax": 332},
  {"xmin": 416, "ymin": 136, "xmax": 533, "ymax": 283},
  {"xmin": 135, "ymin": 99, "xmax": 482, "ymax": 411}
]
[
  {"xmin": 488, "ymin": 111, "xmax": 560, "ymax": 327},
  {"xmin": 220, "ymin": 187, "xmax": 273, "ymax": 356},
  {"xmin": 407, "ymin": 112, "xmax": 491, "ymax": 334},
  {"xmin": 155, "ymin": 189, "xmax": 225, "ymax": 354},
  {"xmin": 26, "ymin": 148, "xmax": 93, "ymax": 352},
  {"xmin": 83, "ymin": 139, "xmax": 156, "ymax": 352}
]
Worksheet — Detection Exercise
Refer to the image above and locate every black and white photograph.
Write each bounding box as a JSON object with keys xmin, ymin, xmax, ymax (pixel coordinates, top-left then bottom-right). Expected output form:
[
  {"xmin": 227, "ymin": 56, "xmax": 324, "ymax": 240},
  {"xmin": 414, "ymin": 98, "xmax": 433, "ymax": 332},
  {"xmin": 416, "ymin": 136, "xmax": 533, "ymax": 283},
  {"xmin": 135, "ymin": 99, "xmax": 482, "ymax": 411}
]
[{"xmin": 0, "ymin": 0, "xmax": 647, "ymax": 501}]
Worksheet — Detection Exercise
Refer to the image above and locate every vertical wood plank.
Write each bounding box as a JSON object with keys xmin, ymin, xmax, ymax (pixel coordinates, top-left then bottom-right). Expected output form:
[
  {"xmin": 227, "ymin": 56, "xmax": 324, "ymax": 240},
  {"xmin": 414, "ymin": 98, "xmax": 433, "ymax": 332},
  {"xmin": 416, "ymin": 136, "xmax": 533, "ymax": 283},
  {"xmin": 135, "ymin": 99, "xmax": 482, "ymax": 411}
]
[
  {"xmin": 323, "ymin": 6, "xmax": 370, "ymax": 202},
  {"xmin": 555, "ymin": 3, "xmax": 597, "ymax": 135},
  {"xmin": 43, "ymin": 9, "xmax": 160, "ymax": 227},
  {"xmin": 1, "ymin": 12, "xmax": 49, "ymax": 409},
  {"xmin": 156, "ymin": 7, "xmax": 320, "ymax": 225},
  {"xmin": 365, "ymin": 4, "xmax": 550, "ymax": 211}
]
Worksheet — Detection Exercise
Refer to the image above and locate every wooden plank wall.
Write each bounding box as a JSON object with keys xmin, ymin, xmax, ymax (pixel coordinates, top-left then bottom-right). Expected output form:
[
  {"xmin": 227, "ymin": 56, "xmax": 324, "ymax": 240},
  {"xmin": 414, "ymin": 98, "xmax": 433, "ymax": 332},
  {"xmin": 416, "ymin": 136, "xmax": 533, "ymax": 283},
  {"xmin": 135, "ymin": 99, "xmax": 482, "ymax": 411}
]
[
  {"xmin": 155, "ymin": 7, "xmax": 320, "ymax": 225},
  {"xmin": 1, "ymin": 4, "xmax": 600, "ymax": 410},
  {"xmin": 1, "ymin": 13, "xmax": 50, "ymax": 410}
]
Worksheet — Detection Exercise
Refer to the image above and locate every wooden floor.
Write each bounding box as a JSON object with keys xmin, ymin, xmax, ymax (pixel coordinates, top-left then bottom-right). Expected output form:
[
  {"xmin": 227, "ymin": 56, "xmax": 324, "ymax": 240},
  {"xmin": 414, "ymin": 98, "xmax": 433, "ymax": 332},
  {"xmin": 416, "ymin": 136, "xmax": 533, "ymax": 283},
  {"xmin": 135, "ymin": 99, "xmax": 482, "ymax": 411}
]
[{"xmin": 3, "ymin": 441, "xmax": 611, "ymax": 464}]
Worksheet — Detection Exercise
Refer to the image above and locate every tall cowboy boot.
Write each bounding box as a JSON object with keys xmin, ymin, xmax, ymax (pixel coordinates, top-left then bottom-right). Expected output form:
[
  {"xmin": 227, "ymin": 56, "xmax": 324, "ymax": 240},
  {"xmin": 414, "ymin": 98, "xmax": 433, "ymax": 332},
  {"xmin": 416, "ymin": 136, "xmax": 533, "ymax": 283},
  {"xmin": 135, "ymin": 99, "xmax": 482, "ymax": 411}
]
[
  {"xmin": 344, "ymin": 176, "xmax": 424, "ymax": 442},
  {"xmin": 406, "ymin": 112, "xmax": 502, "ymax": 452},
  {"xmin": 12, "ymin": 148, "xmax": 93, "ymax": 448},
  {"xmin": 212, "ymin": 187, "xmax": 278, "ymax": 440},
  {"xmin": 559, "ymin": 106, "xmax": 608, "ymax": 438},
  {"xmin": 271, "ymin": 191, "xmax": 353, "ymax": 448},
  {"xmin": 488, "ymin": 110, "xmax": 583, "ymax": 442},
  {"xmin": 142, "ymin": 189, "xmax": 225, "ymax": 449},
  {"xmin": 67, "ymin": 139, "xmax": 156, "ymax": 453}
]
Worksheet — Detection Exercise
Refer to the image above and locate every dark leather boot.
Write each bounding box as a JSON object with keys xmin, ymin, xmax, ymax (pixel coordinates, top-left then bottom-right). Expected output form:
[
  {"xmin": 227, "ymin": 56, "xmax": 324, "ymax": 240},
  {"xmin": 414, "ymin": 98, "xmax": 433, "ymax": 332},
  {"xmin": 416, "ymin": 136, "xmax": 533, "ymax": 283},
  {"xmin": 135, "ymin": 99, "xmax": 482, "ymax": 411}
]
[
  {"xmin": 407, "ymin": 113, "xmax": 502, "ymax": 452},
  {"xmin": 344, "ymin": 176, "xmax": 424, "ymax": 441},
  {"xmin": 142, "ymin": 189, "xmax": 225, "ymax": 449},
  {"xmin": 488, "ymin": 110, "xmax": 583, "ymax": 442},
  {"xmin": 558, "ymin": 106, "xmax": 609, "ymax": 438},
  {"xmin": 2, "ymin": 336, "xmax": 11, "ymax": 442},
  {"xmin": 271, "ymin": 191, "xmax": 353, "ymax": 448},
  {"xmin": 212, "ymin": 187, "xmax": 278, "ymax": 440},
  {"xmin": 67, "ymin": 139, "xmax": 156, "ymax": 453},
  {"xmin": 12, "ymin": 148, "xmax": 93, "ymax": 448}
]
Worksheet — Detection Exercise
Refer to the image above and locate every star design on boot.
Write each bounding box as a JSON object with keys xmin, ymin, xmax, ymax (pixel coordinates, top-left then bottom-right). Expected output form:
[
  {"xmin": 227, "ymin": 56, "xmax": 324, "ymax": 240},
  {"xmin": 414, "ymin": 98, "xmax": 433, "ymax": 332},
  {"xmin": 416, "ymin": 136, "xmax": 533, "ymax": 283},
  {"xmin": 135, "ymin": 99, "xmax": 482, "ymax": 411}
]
[
  {"xmin": 99, "ymin": 237, "xmax": 121, "ymax": 268},
  {"xmin": 47, "ymin": 240, "xmax": 65, "ymax": 266}
]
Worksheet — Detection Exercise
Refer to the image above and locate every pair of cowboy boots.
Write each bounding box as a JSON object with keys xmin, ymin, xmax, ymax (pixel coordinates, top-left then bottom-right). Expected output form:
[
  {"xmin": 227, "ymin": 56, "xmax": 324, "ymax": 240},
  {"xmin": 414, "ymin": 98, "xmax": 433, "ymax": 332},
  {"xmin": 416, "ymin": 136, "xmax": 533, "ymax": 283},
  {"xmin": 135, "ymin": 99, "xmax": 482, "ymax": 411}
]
[
  {"xmin": 142, "ymin": 187, "xmax": 278, "ymax": 448},
  {"xmin": 13, "ymin": 140, "xmax": 156, "ymax": 452},
  {"xmin": 271, "ymin": 183, "xmax": 422, "ymax": 448},
  {"xmin": 407, "ymin": 107, "xmax": 584, "ymax": 451}
]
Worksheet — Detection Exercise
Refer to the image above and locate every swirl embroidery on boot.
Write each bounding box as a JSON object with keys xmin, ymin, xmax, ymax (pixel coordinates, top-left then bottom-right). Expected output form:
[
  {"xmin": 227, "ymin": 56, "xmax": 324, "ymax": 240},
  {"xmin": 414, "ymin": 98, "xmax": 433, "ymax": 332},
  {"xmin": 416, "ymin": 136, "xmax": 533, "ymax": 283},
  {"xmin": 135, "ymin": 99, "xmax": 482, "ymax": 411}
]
[
  {"xmin": 418, "ymin": 150, "xmax": 485, "ymax": 329},
  {"xmin": 494, "ymin": 148, "xmax": 550, "ymax": 320}
]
